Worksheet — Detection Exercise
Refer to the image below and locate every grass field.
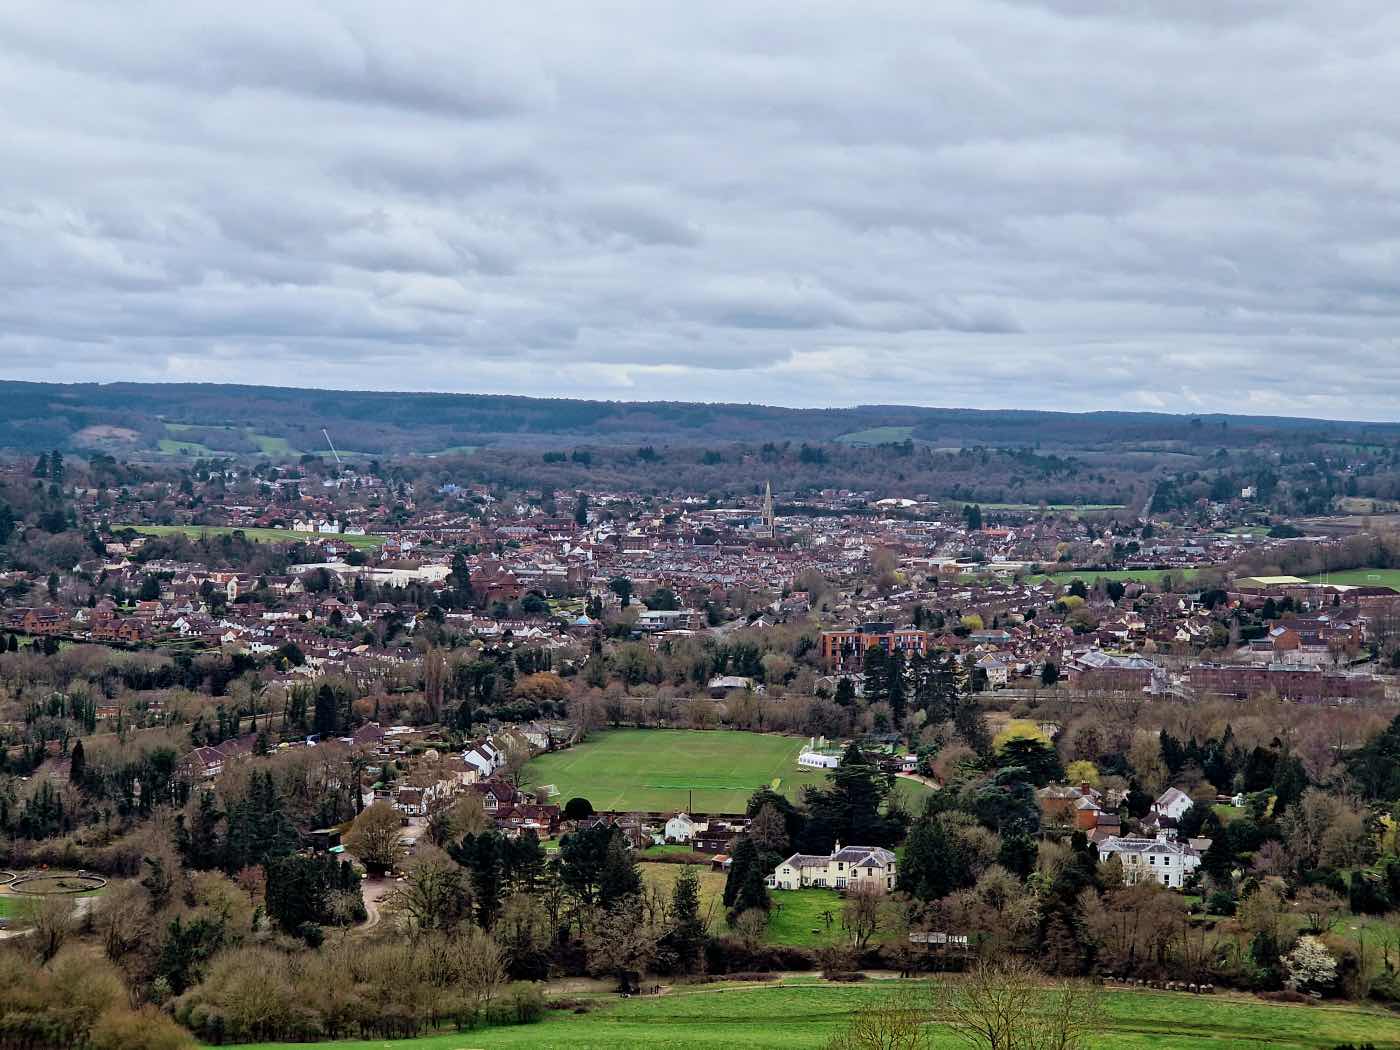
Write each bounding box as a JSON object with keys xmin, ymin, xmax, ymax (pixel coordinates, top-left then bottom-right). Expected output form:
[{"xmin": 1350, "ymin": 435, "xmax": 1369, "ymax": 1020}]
[
  {"xmin": 523, "ymin": 730, "xmax": 836, "ymax": 813},
  {"xmin": 116, "ymin": 524, "xmax": 387, "ymax": 550},
  {"xmin": 891, "ymin": 777, "xmax": 936, "ymax": 812},
  {"xmin": 158, "ymin": 437, "xmax": 218, "ymax": 455},
  {"xmin": 0, "ymin": 885, "xmax": 103, "ymax": 922},
  {"xmin": 429, "ymin": 445, "xmax": 481, "ymax": 456},
  {"xmin": 835, "ymin": 426, "xmax": 916, "ymax": 445},
  {"xmin": 1027, "ymin": 568, "xmax": 1204, "ymax": 586},
  {"xmin": 163, "ymin": 423, "xmax": 298, "ymax": 458},
  {"xmin": 1305, "ymin": 568, "xmax": 1400, "ymax": 587},
  {"xmin": 239, "ymin": 977, "xmax": 1400, "ymax": 1049},
  {"xmin": 765, "ymin": 889, "xmax": 847, "ymax": 946},
  {"xmin": 252, "ymin": 432, "xmax": 295, "ymax": 455},
  {"xmin": 639, "ymin": 866, "xmax": 848, "ymax": 949}
]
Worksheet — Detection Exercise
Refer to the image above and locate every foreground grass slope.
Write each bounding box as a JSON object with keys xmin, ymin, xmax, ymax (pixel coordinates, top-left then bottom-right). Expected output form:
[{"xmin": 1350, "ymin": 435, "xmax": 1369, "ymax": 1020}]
[{"xmin": 238, "ymin": 978, "xmax": 1400, "ymax": 1049}]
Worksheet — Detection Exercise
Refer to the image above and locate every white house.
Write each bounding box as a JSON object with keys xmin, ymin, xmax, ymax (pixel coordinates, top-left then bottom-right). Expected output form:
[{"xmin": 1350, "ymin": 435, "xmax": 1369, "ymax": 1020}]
[
  {"xmin": 1097, "ymin": 832, "xmax": 1201, "ymax": 889},
  {"xmin": 462, "ymin": 739, "xmax": 506, "ymax": 778},
  {"xmin": 974, "ymin": 655, "xmax": 1010, "ymax": 689},
  {"xmin": 664, "ymin": 813, "xmax": 698, "ymax": 843},
  {"xmin": 770, "ymin": 843, "xmax": 898, "ymax": 893},
  {"xmin": 1152, "ymin": 787, "xmax": 1194, "ymax": 823}
]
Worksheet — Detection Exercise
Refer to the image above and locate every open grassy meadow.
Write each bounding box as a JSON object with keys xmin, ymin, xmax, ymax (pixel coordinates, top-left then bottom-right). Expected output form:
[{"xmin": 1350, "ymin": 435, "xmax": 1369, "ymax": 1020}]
[
  {"xmin": 117, "ymin": 523, "xmax": 387, "ymax": 550},
  {"xmin": 523, "ymin": 730, "xmax": 832, "ymax": 813},
  {"xmin": 238, "ymin": 977, "xmax": 1400, "ymax": 1049},
  {"xmin": 835, "ymin": 425, "xmax": 917, "ymax": 445}
]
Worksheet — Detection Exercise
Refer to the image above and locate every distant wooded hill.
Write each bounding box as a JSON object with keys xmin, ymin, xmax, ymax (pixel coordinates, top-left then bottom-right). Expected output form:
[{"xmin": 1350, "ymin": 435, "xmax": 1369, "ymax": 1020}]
[{"xmin": 3, "ymin": 380, "xmax": 1399, "ymax": 457}]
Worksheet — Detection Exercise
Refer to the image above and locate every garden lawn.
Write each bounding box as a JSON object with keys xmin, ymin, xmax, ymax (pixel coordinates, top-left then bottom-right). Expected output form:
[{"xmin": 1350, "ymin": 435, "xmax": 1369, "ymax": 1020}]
[
  {"xmin": 764, "ymin": 889, "xmax": 847, "ymax": 947},
  {"xmin": 522, "ymin": 730, "xmax": 831, "ymax": 813},
  {"xmin": 117, "ymin": 524, "xmax": 386, "ymax": 550},
  {"xmin": 892, "ymin": 777, "xmax": 936, "ymax": 813},
  {"xmin": 234, "ymin": 978, "xmax": 1400, "ymax": 1050}
]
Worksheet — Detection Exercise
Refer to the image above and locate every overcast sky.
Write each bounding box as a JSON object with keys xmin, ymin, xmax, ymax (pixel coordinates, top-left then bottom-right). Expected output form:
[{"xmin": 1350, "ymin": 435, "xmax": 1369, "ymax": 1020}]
[{"xmin": 2, "ymin": 1, "xmax": 1398, "ymax": 419}]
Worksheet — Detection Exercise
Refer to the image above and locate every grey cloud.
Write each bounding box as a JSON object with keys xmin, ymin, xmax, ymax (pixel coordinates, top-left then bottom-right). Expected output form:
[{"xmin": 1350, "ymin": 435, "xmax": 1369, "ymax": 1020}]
[{"xmin": 2, "ymin": 0, "xmax": 1400, "ymax": 417}]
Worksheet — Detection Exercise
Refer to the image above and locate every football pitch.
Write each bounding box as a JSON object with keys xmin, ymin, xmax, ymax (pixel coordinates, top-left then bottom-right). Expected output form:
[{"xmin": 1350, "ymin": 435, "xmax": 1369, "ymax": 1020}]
[
  {"xmin": 523, "ymin": 729, "xmax": 829, "ymax": 813},
  {"xmin": 524, "ymin": 729, "xmax": 935, "ymax": 814}
]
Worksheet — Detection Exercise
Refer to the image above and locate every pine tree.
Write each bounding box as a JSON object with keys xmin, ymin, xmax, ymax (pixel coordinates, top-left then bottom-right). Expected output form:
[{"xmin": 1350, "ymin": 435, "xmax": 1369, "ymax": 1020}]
[
  {"xmin": 68, "ymin": 739, "xmax": 85, "ymax": 787},
  {"xmin": 734, "ymin": 857, "xmax": 770, "ymax": 915},
  {"xmin": 887, "ymin": 648, "xmax": 907, "ymax": 727},
  {"xmin": 723, "ymin": 837, "xmax": 758, "ymax": 910},
  {"xmin": 598, "ymin": 833, "xmax": 642, "ymax": 909},
  {"xmin": 668, "ymin": 864, "xmax": 707, "ymax": 973},
  {"xmin": 313, "ymin": 683, "xmax": 338, "ymax": 736},
  {"xmin": 184, "ymin": 791, "xmax": 224, "ymax": 870},
  {"xmin": 897, "ymin": 819, "xmax": 970, "ymax": 900},
  {"xmin": 453, "ymin": 831, "xmax": 505, "ymax": 928},
  {"xmin": 863, "ymin": 646, "xmax": 890, "ymax": 707}
]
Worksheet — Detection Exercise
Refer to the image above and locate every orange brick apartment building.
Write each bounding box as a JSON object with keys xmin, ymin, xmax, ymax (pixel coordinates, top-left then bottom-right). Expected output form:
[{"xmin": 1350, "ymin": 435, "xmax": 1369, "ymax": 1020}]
[{"xmin": 820, "ymin": 622, "xmax": 929, "ymax": 672}]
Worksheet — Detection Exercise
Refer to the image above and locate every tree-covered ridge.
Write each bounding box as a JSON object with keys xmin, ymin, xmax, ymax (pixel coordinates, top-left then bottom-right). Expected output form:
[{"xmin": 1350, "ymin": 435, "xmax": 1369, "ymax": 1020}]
[{"xmin": 8, "ymin": 379, "xmax": 1400, "ymax": 455}]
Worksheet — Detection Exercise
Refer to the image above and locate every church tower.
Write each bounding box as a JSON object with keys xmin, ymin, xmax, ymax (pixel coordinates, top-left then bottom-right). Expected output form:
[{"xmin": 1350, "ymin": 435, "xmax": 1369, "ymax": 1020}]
[{"xmin": 763, "ymin": 480, "xmax": 775, "ymax": 538}]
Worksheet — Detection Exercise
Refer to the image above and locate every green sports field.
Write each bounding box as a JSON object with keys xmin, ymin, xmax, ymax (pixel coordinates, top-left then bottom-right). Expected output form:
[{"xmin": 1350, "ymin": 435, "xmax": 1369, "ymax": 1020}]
[
  {"xmin": 525, "ymin": 729, "xmax": 934, "ymax": 815},
  {"xmin": 238, "ymin": 977, "xmax": 1400, "ymax": 1049},
  {"xmin": 524, "ymin": 730, "xmax": 830, "ymax": 813},
  {"xmin": 116, "ymin": 524, "xmax": 387, "ymax": 550},
  {"xmin": 1305, "ymin": 568, "xmax": 1400, "ymax": 588}
]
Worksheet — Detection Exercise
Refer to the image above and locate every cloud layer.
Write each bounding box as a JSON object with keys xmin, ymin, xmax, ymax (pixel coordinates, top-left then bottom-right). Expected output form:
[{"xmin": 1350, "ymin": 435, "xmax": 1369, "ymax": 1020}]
[{"xmin": 3, "ymin": 1, "xmax": 1400, "ymax": 418}]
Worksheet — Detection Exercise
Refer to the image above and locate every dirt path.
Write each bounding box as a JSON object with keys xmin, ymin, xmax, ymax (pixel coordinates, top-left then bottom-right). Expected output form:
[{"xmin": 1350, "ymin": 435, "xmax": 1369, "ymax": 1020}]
[
  {"xmin": 897, "ymin": 772, "xmax": 940, "ymax": 790},
  {"xmin": 358, "ymin": 876, "xmax": 391, "ymax": 932}
]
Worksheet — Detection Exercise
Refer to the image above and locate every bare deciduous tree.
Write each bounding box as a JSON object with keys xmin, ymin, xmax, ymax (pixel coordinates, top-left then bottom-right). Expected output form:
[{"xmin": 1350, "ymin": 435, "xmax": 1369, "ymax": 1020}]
[
  {"xmin": 344, "ymin": 800, "xmax": 405, "ymax": 873},
  {"xmin": 825, "ymin": 1001, "xmax": 927, "ymax": 1050},
  {"xmin": 734, "ymin": 907, "xmax": 769, "ymax": 948},
  {"xmin": 1294, "ymin": 885, "xmax": 1344, "ymax": 935},
  {"xmin": 935, "ymin": 959, "xmax": 1102, "ymax": 1050},
  {"xmin": 385, "ymin": 846, "xmax": 473, "ymax": 936},
  {"xmin": 454, "ymin": 926, "xmax": 507, "ymax": 1027},
  {"xmin": 26, "ymin": 894, "xmax": 74, "ymax": 965},
  {"xmin": 841, "ymin": 885, "xmax": 884, "ymax": 951}
]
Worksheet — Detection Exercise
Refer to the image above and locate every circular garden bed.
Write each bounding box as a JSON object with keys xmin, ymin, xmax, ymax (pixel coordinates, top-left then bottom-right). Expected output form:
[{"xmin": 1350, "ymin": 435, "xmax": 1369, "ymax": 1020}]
[{"xmin": 9, "ymin": 873, "xmax": 107, "ymax": 895}]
